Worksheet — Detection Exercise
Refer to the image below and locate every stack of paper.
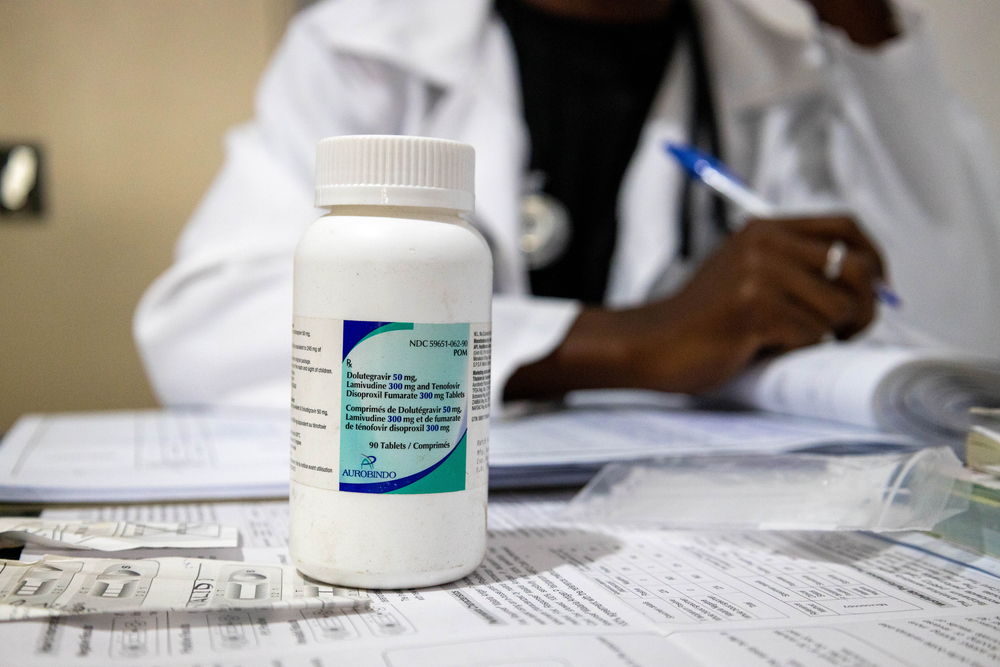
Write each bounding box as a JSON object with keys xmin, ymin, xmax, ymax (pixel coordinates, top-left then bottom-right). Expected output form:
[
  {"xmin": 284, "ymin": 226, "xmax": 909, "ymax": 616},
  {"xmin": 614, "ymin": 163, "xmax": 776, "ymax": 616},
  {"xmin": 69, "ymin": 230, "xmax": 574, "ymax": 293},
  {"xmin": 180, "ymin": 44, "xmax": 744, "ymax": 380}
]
[
  {"xmin": 932, "ymin": 469, "xmax": 1000, "ymax": 558},
  {"xmin": 0, "ymin": 410, "xmax": 290, "ymax": 503},
  {"xmin": 931, "ymin": 408, "xmax": 1000, "ymax": 558},
  {"xmin": 722, "ymin": 342, "xmax": 1000, "ymax": 443},
  {"xmin": 0, "ymin": 406, "xmax": 915, "ymax": 503},
  {"xmin": 488, "ymin": 392, "xmax": 915, "ymax": 488},
  {"xmin": 966, "ymin": 407, "xmax": 1000, "ymax": 475}
]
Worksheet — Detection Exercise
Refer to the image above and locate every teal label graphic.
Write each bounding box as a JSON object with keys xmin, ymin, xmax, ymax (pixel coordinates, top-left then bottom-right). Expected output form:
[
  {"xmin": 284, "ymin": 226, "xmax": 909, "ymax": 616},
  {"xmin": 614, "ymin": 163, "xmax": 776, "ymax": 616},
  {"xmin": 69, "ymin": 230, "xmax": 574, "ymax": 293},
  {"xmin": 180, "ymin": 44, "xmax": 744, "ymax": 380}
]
[{"xmin": 339, "ymin": 320, "xmax": 470, "ymax": 494}]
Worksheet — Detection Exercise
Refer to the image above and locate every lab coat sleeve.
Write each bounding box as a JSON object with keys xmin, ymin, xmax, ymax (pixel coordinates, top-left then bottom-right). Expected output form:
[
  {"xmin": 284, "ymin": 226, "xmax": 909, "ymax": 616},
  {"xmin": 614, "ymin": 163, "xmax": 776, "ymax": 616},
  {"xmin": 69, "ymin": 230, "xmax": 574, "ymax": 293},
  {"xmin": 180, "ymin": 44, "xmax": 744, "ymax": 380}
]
[
  {"xmin": 816, "ymin": 3, "xmax": 1000, "ymax": 226},
  {"xmin": 133, "ymin": 124, "xmax": 308, "ymax": 408},
  {"xmin": 491, "ymin": 295, "xmax": 581, "ymax": 416},
  {"xmin": 135, "ymin": 7, "xmax": 584, "ymax": 412},
  {"xmin": 134, "ymin": 12, "xmax": 413, "ymax": 408},
  {"xmin": 814, "ymin": 2, "xmax": 1000, "ymax": 354}
]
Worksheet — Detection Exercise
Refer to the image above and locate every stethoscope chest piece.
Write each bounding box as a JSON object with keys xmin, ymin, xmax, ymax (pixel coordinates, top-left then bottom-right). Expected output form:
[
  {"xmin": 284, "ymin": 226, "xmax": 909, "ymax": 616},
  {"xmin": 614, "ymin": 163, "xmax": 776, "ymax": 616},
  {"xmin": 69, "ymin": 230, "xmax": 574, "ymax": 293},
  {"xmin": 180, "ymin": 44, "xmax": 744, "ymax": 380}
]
[{"xmin": 519, "ymin": 190, "xmax": 571, "ymax": 270}]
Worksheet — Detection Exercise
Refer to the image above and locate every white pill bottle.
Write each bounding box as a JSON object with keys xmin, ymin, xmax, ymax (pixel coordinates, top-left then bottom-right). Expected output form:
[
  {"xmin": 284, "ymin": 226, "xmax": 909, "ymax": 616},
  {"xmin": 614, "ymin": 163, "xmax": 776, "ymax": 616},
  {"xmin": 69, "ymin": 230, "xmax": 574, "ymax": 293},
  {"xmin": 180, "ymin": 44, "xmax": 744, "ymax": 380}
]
[{"xmin": 290, "ymin": 135, "xmax": 492, "ymax": 588}]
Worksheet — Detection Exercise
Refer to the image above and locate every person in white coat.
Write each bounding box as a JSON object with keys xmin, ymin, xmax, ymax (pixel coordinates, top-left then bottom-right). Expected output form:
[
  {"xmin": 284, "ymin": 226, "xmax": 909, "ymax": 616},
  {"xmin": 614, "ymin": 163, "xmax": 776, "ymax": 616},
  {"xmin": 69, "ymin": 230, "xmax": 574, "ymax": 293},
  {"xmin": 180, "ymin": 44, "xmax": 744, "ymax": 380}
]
[{"xmin": 135, "ymin": 0, "xmax": 1000, "ymax": 414}]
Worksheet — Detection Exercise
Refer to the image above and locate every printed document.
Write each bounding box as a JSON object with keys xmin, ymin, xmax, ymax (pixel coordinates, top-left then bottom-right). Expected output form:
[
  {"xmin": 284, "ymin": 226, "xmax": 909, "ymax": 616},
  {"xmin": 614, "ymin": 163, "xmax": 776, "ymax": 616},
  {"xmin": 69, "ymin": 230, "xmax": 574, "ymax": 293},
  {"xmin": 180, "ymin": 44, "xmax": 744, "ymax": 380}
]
[
  {"xmin": 0, "ymin": 407, "xmax": 914, "ymax": 501},
  {"xmin": 723, "ymin": 342, "xmax": 1000, "ymax": 442},
  {"xmin": 0, "ymin": 409, "xmax": 289, "ymax": 502},
  {"xmin": 489, "ymin": 392, "xmax": 914, "ymax": 486},
  {"xmin": 2, "ymin": 494, "xmax": 998, "ymax": 665}
]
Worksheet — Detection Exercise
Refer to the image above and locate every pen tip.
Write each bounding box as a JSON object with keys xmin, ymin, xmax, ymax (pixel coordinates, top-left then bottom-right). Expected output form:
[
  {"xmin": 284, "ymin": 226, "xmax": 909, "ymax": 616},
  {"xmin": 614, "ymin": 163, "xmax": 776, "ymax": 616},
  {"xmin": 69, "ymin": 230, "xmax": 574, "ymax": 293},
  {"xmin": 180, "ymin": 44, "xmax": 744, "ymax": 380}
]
[{"xmin": 664, "ymin": 142, "xmax": 698, "ymax": 175}]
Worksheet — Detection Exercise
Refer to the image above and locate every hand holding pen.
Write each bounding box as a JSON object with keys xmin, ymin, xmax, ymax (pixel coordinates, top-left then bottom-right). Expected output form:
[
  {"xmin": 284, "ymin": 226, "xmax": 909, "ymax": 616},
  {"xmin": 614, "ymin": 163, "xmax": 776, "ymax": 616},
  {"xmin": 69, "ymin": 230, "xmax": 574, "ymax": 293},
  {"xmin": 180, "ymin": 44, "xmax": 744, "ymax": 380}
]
[
  {"xmin": 507, "ymin": 147, "xmax": 889, "ymax": 400},
  {"xmin": 654, "ymin": 142, "xmax": 889, "ymax": 354},
  {"xmin": 504, "ymin": 143, "xmax": 893, "ymax": 401},
  {"xmin": 666, "ymin": 142, "xmax": 900, "ymax": 309}
]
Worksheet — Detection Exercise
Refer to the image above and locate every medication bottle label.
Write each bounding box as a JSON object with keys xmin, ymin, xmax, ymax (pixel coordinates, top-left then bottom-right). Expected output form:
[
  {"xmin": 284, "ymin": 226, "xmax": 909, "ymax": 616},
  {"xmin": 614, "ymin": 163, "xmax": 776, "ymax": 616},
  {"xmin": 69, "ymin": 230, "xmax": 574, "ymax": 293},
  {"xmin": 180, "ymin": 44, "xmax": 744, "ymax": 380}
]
[{"xmin": 290, "ymin": 317, "xmax": 490, "ymax": 495}]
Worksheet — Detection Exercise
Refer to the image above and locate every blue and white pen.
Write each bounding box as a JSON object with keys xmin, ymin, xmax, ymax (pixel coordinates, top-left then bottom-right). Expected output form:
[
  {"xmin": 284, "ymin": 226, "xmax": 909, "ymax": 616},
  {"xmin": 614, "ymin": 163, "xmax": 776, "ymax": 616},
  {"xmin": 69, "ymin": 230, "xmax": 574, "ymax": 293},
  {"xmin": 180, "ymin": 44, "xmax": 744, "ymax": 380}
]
[{"xmin": 665, "ymin": 142, "xmax": 902, "ymax": 308}]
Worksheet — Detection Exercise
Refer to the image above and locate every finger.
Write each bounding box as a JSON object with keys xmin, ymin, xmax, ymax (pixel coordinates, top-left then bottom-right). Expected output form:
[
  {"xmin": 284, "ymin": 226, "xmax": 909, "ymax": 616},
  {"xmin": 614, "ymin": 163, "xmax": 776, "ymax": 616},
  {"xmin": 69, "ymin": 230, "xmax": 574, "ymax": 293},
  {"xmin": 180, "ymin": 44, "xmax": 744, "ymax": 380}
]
[
  {"xmin": 726, "ymin": 222, "xmax": 872, "ymax": 334},
  {"xmin": 833, "ymin": 265, "xmax": 877, "ymax": 339},
  {"xmin": 751, "ymin": 226, "xmax": 883, "ymax": 308},
  {"xmin": 794, "ymin": 245, "xmax": 879, "ymax": 338},
  {"xmin": 762, "ymin": 215, "xmax": 886, "ymax": 278},
  {"xmin": 750, "ymin": 230, "xmax": 875, "ymax": 311},
  {"xmin": 813, "ymin": 244, "xmax": 879, "ymax": 337},
  {"xmin": 748, "ymin": 290, "xmax": 830, "ymax": 353},
  {"xmin": 762, "ymin": 258, "xmax": 857, "ymax": 330}
]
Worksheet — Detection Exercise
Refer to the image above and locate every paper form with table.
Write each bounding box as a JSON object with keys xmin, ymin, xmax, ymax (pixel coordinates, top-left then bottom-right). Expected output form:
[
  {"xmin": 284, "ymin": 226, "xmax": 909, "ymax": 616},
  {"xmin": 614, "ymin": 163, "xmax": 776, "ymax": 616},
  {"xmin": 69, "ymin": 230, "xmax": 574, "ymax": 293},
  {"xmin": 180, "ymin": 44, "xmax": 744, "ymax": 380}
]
[
  {"xmin": 2, "ymin": 340, "xmax": 997, "ymax": 500},
  {"xmin": 0, "ymin": 404, "xmax": 918, "ymax": 502},
  {"xmin": 4, "ymin": 495, "xmax": 1000, "ymax": 666},
  {"xmin": 0, "ymin": 410, "xmax": 291, "ymax": 502},
  {"xmin": 1, "ymin": 341, "xmax": 998, "ymax": 662}
]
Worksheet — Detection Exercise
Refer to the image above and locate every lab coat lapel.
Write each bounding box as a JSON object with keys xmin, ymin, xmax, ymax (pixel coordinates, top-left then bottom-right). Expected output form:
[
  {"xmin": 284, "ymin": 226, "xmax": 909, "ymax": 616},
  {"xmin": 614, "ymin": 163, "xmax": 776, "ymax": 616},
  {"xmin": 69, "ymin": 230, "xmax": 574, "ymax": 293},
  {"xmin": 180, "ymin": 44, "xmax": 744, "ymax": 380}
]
[
  {"xmin": 314, "ymin": 0, "xmax": 527, "ymax": 294},
  {"xmin": 699, "ymin": 0, "xmax": 827, "ymax": 180},
  {"xmin": 309, "ymin": 0, "xmax": 493, "ymax": 90},
  {"xmin": 311, "ymin": 0, "xmax": 828, "ymax": 305},
  {"xmin": 606, "ymin": 43, "xmax": 692, "ymax": 307},
  {"xmin": 425, "ymin": 17, "xmax": 529, "ymax": 296},
  {"xmin": 609, "ymin": 0, "xmax": 829, "ymax": 306}
]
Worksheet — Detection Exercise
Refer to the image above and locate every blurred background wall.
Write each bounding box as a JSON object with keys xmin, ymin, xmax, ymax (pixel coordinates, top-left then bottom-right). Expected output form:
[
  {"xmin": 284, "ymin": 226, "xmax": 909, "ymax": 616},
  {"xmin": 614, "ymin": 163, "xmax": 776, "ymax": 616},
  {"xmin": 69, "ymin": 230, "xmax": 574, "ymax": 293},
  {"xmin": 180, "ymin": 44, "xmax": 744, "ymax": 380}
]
[
  {"xmin": 1, "ymin": 0, "xmax": 998, "ymax": 431},
  {"xmin": 0, "ymin": 0, "xmax": 298, "ymax": 430}
]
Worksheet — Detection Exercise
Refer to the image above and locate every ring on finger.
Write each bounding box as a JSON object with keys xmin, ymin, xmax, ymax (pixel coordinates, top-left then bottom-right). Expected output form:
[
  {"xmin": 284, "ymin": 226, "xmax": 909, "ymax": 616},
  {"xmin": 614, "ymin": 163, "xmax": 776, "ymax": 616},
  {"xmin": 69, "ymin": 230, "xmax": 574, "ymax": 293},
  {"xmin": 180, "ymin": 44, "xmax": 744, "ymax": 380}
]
[{"xmin": 824, "ymin": 240, "xmax": 847, "ymax": 281}]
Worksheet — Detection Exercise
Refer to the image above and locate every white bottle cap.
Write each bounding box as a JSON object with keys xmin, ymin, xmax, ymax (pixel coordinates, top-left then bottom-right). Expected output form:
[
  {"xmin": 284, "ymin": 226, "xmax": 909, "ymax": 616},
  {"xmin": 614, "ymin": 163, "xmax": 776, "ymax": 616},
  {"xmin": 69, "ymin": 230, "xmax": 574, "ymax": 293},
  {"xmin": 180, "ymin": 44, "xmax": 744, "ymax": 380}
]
[{"xmin": 315, "ymin": 135, "xmax": 475, "ymax": 212}]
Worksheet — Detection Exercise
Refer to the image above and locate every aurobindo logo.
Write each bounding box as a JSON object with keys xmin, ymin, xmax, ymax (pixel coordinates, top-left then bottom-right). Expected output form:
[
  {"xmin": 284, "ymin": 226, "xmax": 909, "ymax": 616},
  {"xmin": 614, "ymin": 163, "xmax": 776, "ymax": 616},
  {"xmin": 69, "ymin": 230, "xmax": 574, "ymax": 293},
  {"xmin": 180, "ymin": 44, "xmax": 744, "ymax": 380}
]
[{"xmin": 343, "ymin": 455, "xmax": 397, "ymax": 479}]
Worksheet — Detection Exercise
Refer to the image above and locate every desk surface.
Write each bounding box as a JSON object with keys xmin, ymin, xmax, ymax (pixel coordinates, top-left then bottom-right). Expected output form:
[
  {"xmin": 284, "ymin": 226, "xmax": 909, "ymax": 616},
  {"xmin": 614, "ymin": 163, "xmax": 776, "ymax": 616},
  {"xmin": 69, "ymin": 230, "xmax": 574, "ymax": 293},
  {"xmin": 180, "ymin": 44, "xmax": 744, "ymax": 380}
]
[{"xmin": 2, "ymin": 493, "xmax": 999, "ymax": 666}]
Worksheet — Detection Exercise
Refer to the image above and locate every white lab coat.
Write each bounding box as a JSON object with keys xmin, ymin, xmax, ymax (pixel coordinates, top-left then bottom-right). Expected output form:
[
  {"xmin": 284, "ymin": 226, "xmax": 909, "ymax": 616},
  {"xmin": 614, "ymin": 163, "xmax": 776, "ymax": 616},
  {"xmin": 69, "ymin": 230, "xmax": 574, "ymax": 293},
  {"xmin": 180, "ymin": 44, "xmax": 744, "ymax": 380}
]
[{"xmin": 135, "ymin": 0, "xmax": 1000, "ymax": 413}]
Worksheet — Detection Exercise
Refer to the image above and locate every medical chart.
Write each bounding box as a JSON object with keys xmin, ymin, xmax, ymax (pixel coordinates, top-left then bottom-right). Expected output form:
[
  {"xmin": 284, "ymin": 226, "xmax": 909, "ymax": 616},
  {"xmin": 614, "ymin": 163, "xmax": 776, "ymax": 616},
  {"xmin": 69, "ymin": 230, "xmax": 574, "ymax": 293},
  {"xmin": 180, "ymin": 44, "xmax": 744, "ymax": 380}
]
[
  {"xmin": 0, "ymin": 410, "xmax": 289, "ymax": 502},
  {"xmin": 1, "ymin": 494, "xmax": 998, "ymax": 665},
  {"xmin": 0, "ymin": 407, "xmax": 915, "ymax": 501}
]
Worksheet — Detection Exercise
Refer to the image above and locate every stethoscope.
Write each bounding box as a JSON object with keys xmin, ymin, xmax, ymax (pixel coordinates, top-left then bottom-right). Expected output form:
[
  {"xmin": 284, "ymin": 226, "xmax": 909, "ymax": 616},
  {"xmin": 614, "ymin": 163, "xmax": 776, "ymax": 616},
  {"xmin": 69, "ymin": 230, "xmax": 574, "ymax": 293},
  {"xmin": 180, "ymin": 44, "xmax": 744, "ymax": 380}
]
[{"xmin": 517, "ymin": 0, "xmax": 727, "ymax": 270}]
